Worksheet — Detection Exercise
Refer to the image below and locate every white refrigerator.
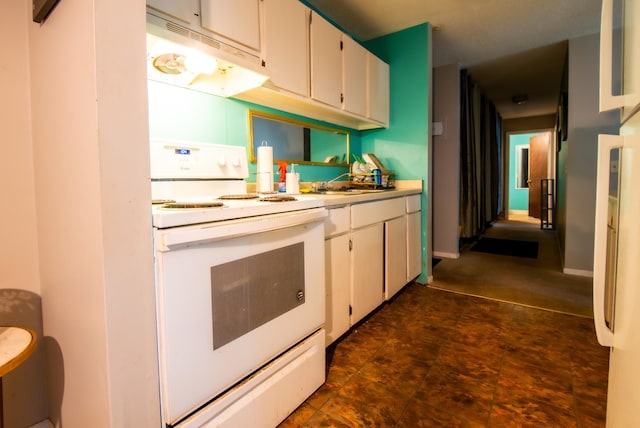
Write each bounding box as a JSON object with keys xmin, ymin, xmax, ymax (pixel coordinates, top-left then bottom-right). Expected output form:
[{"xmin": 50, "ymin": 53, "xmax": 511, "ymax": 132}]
[{"xmin": 593, "ymin": 0, "xmax": 640, "ymax": 426}]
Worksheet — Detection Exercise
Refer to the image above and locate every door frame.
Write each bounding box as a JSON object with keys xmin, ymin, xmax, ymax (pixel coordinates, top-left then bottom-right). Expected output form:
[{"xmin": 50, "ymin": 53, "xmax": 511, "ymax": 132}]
[{"xmin": 504, "ymin": 129, "xmax": 557, "ymax": 221}]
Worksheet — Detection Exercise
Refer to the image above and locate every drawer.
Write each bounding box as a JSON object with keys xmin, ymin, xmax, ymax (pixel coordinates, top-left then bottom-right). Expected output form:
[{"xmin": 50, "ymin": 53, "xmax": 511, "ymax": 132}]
[
  {"xmin": 351, "ymin": 197, "xmax": 404, "ymax": 229},
  {"xmin": 325, "ymin": 206, "xmax": 350, "ymax": 237},
  {"xmin": 406, "ymin": 194, "xmax": 421, "ymax": 213}
]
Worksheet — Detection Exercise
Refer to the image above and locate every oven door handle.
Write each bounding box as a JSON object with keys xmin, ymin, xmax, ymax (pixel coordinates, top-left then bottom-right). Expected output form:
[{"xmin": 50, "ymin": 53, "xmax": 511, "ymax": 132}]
[{"xmin": 155, "ymin": 207, "xmax": 327, "ymax": 251}]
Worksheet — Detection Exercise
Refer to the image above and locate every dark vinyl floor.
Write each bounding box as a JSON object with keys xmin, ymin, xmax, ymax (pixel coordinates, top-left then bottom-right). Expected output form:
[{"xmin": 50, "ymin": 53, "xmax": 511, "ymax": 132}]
[{"xmin": 280, "ymin": 284, "xmax": 609, "ymax": 427}]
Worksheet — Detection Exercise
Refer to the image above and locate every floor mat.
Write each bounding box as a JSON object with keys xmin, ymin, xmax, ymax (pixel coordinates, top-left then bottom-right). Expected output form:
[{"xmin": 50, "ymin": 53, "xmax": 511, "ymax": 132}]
[{"xmin": 471, "ymin": 237, "xmax": 538, "ymax": 259}]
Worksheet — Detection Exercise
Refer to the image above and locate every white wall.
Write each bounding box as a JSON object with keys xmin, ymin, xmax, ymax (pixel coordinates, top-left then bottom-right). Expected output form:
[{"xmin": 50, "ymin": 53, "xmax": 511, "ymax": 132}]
[
  {"xmin": 564, "ymin": 33, "xmax": 619, "ymax": 274},
  {"xmin": 18, "ymin": 0, "xmax": 160, "ymax": 425},
  {"xmin": 432, "ymin": 63, "xmax": 460, "ymax": 258},
  {"xmin": 1, "ymin": 0, "xmax": 40, "ymax": 296},
  {"xmin": 0, "ymin": 2, "xmax": 48, "ymax": 426}
]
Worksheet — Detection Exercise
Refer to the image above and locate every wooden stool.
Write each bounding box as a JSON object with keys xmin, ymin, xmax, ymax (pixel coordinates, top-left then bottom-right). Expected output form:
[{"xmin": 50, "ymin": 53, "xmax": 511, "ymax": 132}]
[{"xmin": 0, "ymin": 326, "xmax": 37, "ymax": 428}]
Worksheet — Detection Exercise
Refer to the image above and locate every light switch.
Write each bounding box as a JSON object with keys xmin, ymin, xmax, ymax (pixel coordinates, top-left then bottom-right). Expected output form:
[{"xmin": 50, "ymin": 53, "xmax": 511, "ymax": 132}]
[{"xmin": 432, "ymin": 122, "xmax": 444, "ymax": 136}]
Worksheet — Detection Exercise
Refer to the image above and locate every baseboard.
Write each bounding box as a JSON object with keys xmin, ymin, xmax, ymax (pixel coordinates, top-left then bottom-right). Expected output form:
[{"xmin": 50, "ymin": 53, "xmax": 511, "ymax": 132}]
[
  {"xmin": 30, "ymin": 420, "xmax": 54, "ymax": 428},
  {"xmin": 433, "ymin": 251, "xmax": 460, "ymax": 259},
  {"xmin": 563, "ymin": 268, "xmax": 593, "ymax": 278}
]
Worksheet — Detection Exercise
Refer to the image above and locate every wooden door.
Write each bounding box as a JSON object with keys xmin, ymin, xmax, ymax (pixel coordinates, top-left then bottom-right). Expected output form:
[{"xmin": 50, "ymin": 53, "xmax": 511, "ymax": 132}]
[{"xmin": 528, "ymin": 134, "xmax": 549, "ymax": 218}]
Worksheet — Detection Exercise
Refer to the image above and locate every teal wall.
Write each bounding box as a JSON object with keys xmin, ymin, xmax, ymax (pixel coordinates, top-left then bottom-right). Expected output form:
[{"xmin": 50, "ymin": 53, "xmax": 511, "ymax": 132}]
[
  {"xmin": 363, "ymin": 23, "xmax": 430, "ymax": 283},
  {"xmin": 147, "ymin": 80, "xmax": 356, "ymax": 183}
]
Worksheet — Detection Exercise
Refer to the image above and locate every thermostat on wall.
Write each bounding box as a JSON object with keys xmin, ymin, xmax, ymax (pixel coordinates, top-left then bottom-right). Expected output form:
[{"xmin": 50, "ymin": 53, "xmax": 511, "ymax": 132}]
[{"xmin": 33, "ymin": 0, "xmax": 61, "ymax": 23}]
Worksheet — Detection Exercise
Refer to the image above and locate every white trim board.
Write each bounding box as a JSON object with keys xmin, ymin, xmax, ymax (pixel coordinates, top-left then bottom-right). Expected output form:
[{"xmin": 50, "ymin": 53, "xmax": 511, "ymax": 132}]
[
  {"xmin": 563, "ymin": 268, "xmax": 593, "ymax": 278},
  {"xmin": 433, "ymin": 251, "xmax": 460, "ymax": 259}
]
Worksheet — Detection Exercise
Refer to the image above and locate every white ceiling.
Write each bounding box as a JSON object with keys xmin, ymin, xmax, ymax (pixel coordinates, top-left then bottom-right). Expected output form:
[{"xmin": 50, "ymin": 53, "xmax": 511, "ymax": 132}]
[{"xmin": 305, "ymin": 0, "xmax": 603, "ymax": 119}]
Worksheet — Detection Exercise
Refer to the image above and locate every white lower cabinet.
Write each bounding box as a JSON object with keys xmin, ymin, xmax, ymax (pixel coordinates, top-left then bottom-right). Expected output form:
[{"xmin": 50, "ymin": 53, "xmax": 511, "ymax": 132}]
[
  {"xmin": 325, "ymin": 233, "xmax": 350, "ymax": 345},
  {"xmin": 385, "ymin": 216, "xmax": 407, "ymax": 300},
  {"xmin": 350, "ymin": 222, "xmax": 384, "ymax": 325},
  {"xmin": 324, "ymin": 194, "xmax": 421, "ymax": 346},
  {"xmin": 324, "ymin": 206, "xmax": 351, "ymax": 346},
  {"xmin": 406, "ymin": 195, "xmax": 422, "ymax": 281}
]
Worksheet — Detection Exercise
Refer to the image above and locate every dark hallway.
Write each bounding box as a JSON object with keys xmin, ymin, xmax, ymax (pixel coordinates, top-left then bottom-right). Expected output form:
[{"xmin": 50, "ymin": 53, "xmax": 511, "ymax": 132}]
[{"xmin": 430, "ymin": 216, "xmax": 593, "ymax": 317}]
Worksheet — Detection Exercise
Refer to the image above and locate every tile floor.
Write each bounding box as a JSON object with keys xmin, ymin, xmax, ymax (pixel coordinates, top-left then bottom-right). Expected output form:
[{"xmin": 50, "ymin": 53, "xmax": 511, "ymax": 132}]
[{"xmin": 279, "ymin": 284, "xmax": 609, "ymax": 427}]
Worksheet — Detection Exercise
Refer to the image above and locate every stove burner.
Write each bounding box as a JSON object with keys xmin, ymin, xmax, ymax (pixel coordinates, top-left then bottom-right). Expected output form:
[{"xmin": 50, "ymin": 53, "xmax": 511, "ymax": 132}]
[
  {"xmin": 259, "ymin": 195, "xmax": 297, "ymax": 202},
  {"xmin": 217, "ymin": 193, "xmax": 260, "ymax": 200},
  {"xmin": 152, "ymin": 199, "xmax": 176, "ymax": 205},
  {"xmin": 160, "ymin": 202, "xmax": 225, "ymax": 209}
]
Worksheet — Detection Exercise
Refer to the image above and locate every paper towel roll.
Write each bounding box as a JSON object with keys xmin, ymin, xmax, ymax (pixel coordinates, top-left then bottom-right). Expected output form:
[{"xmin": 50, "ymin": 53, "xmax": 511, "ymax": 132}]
[
  {"xmin": 257, "ymin": 143, "xmax": 273, "ymax": 172},
  {"xmin": 258, "ymin": 172, "xmax": 273, "ymax": 193},
  {"xmin": 257, "ymin": 142, "xmax": 273, "ymax": 192}
]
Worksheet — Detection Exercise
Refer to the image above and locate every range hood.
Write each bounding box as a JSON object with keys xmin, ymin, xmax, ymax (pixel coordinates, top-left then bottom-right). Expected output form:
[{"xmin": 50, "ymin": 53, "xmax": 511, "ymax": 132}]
[{"xmin": 146, "ymin": 12, "xmax": 268, "ymax": 98}]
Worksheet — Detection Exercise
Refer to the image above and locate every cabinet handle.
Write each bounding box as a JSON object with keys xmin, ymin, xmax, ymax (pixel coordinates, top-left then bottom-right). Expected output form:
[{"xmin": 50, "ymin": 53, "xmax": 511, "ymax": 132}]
[{"xmin": 349, "ymin": 239, "xmax": 352, "ymax": 251}]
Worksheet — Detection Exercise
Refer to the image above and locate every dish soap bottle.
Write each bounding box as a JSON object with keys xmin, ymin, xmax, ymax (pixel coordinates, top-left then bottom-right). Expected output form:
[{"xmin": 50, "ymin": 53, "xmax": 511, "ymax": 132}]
[{"xmin": 286, "ymin": 164, "xmax": 300, "ymax": 194}]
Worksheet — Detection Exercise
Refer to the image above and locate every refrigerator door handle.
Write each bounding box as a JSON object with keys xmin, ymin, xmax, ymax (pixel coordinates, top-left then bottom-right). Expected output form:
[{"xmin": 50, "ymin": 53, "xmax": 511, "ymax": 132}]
[
  {"xmin": 594, "ymin": 134, "xmax": 623, "ymax": 347},
  {"xmin": 599, "ymin": 0, "xmax": 626, "ymax": 112}
]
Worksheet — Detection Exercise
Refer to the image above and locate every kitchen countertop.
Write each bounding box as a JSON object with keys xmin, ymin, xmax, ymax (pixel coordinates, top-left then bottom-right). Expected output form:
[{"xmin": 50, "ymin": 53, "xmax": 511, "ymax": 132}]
[{"xmin": 303, "ymin": 180, "xmax": 422, "ymax": 208}]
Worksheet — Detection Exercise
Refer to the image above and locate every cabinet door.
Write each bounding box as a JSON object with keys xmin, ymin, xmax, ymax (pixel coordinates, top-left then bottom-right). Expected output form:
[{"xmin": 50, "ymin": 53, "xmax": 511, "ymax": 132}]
[
  {"xmin": 367, "ymin": 52, "xmax": 390, "ymax": 125},
  {"xmin": 310, "ymin": 11, "xmax": 342, "ymax": 108},
  {"xmin": 407, "ymin": 211, "xmax": 422, "ymax": 281},
  {"xmin": 200, "ymin": 0, "xmax": 261, "ymax": 52},
  {"xmin": 342, "ymin": 36, "xmax": 367, "ymax": 116},
  {"xmin": 385, "ymin": 216, "xmax": 407, "ymax": 300},
  {"xmin": 350, "ymin": 223, "xmax": 384, "ymax": 325},
  {"xmin": 325, "ymin": 234, "xmax": 351, "ymax": 346},
  {"xmin": 147, "ymin": 0, "xmax": 198, "ymax": 25},
  {"xmin": 262, "ymin": 0, "xmax": 309, "ymax": 97}
]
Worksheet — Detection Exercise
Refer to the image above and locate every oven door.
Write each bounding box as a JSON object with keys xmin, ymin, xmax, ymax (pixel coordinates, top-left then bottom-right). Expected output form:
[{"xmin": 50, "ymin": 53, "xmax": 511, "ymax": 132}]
[{"xmin": 153, "ymin": 208, "xmax": 326, "ymax": 425}]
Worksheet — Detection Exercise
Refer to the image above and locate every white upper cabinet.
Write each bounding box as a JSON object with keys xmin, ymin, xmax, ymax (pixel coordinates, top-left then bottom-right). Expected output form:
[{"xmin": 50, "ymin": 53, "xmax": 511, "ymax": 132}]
[
  {"xmin": 147, "ymin": 0, "xmax": 261, "ymax": 54},
  {"xmin": 180, "ymin": 0, "xmax": 391, "ymax": 130},
  {"xmin": 310, "ymin": 11, "xmax": 343, "ymax": 108},
  {"xmin": 262, "ymin": 0, "xmax": 309, "ymax": 97},
  {"xmin": 342, "ymin": 36, "xmax": 367, "ymax": 117},
  {"xmin": 367, "ymin": 52, "xmax": 390, "ymax": 125},
  {"xmin": 200, "ymin": 0, "xmax": 261, "ymax": 53},
  {"xmin": 147, "ymin": 0, "xmax": 198, "ymax": 25}
]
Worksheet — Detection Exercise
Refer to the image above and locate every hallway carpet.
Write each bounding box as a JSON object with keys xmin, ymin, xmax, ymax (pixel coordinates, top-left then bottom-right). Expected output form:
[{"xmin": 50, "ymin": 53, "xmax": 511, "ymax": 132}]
[
  {"xmin": 470, "ymin": 237, "xmax": 539, "ymax": 259},
  {"xmin": 430, "ymin": 218, "xmax": 593, "ymax": 317},
  {"xmin": 279, "ymin": 285, "xmax": 608, "ymax": 427}
]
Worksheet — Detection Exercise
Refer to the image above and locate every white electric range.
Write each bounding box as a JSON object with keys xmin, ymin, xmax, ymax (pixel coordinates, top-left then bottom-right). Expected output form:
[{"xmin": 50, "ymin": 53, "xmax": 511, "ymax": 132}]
[{"xmin": 150, "ymin": 139, "xmax": 327, "ymax": 427}]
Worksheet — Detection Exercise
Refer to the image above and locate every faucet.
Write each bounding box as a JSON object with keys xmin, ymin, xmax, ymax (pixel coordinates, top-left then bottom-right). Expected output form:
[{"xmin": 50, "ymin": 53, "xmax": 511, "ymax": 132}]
[{"xmin": 319, "ymin": 172, "xmax": 351, "ymax": 191}]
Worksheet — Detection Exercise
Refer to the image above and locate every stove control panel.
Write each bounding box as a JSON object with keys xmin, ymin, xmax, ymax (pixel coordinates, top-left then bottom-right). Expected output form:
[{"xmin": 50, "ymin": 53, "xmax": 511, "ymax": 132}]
[{"xmin": 150, "ymin": 139, "xmax": 249, "ymax": 179}]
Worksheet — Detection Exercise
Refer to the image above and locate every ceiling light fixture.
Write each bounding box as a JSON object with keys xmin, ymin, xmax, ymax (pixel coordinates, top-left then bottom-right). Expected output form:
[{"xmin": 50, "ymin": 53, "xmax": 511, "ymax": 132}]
[{"xmin": 512, "ymin": 95, "xmax": 528, "ymax": 105}]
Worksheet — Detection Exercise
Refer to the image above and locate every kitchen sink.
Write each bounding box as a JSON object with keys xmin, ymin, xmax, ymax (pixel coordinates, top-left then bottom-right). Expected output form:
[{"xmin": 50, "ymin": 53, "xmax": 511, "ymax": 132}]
[{"xmin": 309, "ymin": 188, "xmax": 389, "ymax": 196}]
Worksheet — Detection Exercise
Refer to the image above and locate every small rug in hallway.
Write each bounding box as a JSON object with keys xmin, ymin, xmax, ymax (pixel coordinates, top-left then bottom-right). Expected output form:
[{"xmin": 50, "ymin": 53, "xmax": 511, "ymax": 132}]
[{"xmin": 471, "ymin": 237, "xmax": 538, "ymax": 259}]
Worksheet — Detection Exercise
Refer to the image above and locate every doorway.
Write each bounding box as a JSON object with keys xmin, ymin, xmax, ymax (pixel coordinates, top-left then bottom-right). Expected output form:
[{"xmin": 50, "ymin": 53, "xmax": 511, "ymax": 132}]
[{"xmin": 506, "ymin": 130, "xmax": 555, "ymax": 221}]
